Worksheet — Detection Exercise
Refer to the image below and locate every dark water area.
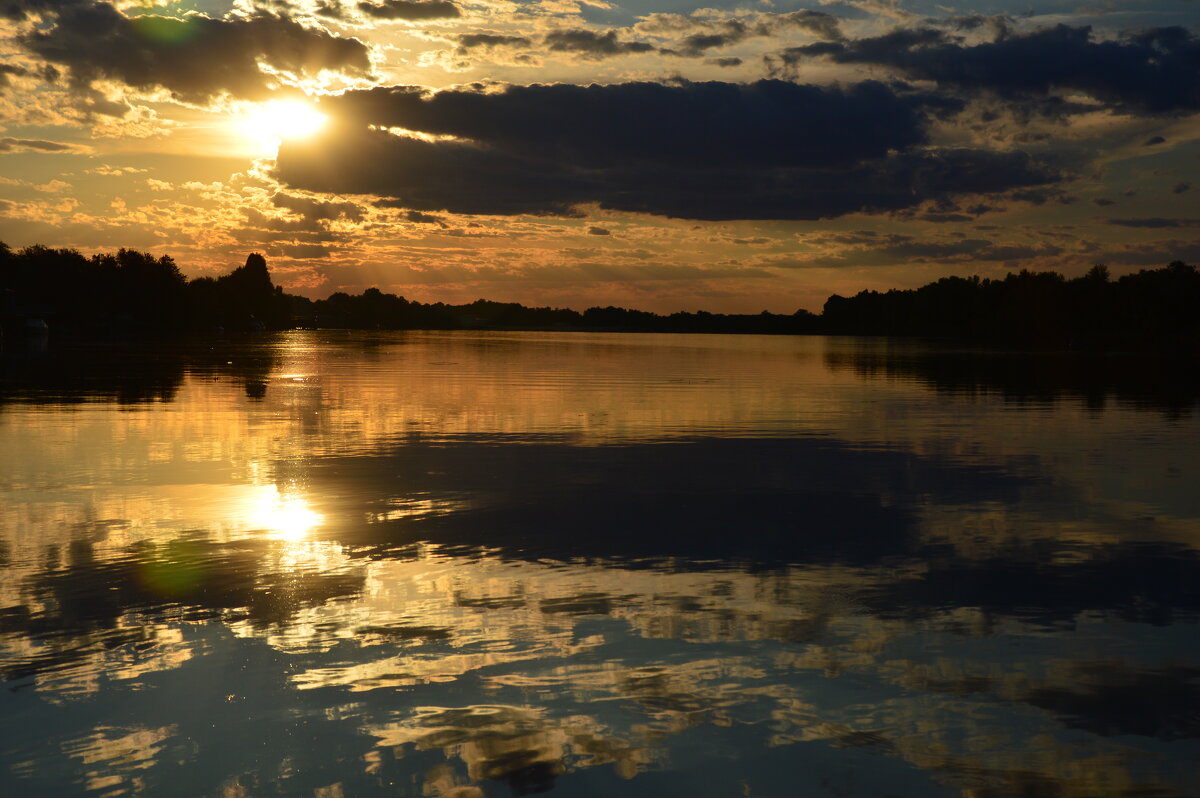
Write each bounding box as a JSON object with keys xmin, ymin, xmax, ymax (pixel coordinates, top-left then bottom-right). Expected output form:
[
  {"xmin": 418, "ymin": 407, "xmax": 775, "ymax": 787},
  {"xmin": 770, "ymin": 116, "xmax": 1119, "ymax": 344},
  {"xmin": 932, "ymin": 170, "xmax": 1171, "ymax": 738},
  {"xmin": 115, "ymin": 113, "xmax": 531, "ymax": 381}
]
[{"xmin": 1, "ymin": 331, "xmax": 1198, "ymax": 798}]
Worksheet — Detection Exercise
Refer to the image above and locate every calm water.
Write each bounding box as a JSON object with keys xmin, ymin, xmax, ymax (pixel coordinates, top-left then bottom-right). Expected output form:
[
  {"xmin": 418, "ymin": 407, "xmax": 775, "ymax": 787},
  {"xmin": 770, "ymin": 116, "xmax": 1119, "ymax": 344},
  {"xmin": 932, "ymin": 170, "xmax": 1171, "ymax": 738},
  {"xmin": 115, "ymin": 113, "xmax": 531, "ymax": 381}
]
[{"xmin": 1, "ymin": 331, "xmax": 1198, "ymax": 798}]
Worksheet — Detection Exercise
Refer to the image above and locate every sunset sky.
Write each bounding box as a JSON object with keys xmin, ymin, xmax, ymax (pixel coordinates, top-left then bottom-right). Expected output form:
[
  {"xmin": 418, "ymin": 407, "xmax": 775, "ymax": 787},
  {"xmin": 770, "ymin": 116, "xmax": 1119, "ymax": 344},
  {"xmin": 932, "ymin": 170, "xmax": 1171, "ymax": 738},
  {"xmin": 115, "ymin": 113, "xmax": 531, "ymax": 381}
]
[{"xmin": 1, "ymin": 0, "xmax": 1197, "ymax": 313}]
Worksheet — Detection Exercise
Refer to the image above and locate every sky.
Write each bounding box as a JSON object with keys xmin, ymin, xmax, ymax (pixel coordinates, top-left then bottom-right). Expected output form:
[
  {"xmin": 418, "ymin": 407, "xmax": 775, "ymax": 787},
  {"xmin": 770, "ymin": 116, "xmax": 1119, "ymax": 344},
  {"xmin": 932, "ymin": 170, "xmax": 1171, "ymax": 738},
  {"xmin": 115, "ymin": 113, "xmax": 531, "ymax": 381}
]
[{"xmin": 0, "ymin": 0, "xmax": 1197, "ymax": 313}]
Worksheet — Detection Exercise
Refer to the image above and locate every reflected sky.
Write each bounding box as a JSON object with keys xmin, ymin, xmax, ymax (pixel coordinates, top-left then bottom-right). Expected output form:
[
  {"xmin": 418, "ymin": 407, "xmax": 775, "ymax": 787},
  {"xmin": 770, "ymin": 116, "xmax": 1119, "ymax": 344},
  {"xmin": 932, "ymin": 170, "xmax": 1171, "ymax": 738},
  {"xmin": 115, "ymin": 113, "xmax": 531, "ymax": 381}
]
[{"xmin": 1, "ymin": 331, "xmax": 1198, "ymax": 798}]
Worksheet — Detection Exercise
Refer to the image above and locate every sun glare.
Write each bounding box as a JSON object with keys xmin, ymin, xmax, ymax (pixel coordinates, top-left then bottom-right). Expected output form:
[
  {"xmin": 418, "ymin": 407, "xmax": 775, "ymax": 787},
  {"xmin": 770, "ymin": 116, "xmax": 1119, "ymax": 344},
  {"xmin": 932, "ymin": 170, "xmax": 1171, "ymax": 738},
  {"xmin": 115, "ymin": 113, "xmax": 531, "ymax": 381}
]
[
  {"xmin": 239, "ymin": 100, "xmax": 328, "ymax": 153},
  {"xmin": 251, "ymin": 488, "xmax": 324, "ymax": 541}
]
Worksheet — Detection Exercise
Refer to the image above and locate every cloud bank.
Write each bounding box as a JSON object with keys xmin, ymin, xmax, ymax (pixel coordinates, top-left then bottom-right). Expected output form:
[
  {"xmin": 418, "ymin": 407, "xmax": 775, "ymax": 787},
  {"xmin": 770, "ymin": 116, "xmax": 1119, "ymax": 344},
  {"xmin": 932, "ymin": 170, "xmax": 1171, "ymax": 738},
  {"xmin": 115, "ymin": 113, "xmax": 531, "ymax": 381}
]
[
  {"xmin": 770, "ymin": 24, "xmax": 1200, "ymax": 114},
  {"xmin": 276, "ymin": 79, "xmax": 1061, "ymax": 220},
  {"xmin": 19, "ymin": 3, "xmax": 372, "ymax": 106}
]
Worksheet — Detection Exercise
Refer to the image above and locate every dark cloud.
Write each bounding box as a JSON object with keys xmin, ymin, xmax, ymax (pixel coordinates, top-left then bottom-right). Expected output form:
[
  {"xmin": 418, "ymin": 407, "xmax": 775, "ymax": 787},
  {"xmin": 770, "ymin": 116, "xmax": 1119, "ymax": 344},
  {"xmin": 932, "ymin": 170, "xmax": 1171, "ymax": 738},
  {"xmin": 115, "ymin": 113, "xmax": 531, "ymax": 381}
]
[
  {"xmin": 314, "ymin": 0, "xmax": 348, "ymax": 19},
  {"xmin": 456, "ymin": 33, "xmax": 533, "ymax": 49},
  {"xmin": 240, "ymin": 209, "xmax": 347, "ymax": 237},
  {"xmin": 874, "ymin": 237, "xmax": 1061, "ymax": 261},
  {"xmin": 402, "ymin": 209, "xmax": 444, "ymax": 224},
  {"xmin": 371, "ymin": 203, "xmax": 449, "ymax": 225},
  {"xmin": 357, "ymin": 0, "xmax": 459, "ymax": 20},
  {"xmin": 777, "ymin": 10, "xmax": 844, "ymax": 42},
  {"xmin": 543, "ymin": 29, "xmax": 654, "ymax": 59},
  {"xmin": 1092, "ymin": 197, "xmax": 1115, "ymax": 207},
  {"xmin": 706, "ymin": 56, "xmax": 742, "ymax": 67},
  {"xmin": 770, "ymin": 24, "xmax": 1200, "ymax": 114},
  {"xmin": 975, "ymin": 243, "xmax": 1063, "ymax": 260},
  {"xmin": 1010, "ymin": 187, "xmax": 1076, "ymax": 205},
  {"xmin": 0, "ymin": 62, "xmax": 27, "ymax": 90},
  {"xmin": 662, "ymin": 10, "xmax": 842, "ymax": 58},
  {"xmin": 825, "ymin": 230, "xmax": 882, "ymax": 244},
  {"xmin": 277, "ymin": 80, "xmax": 1060, "ymax": 221},
  {"xmin": 237, "ymin": 194, "xmax": 363, "ymax": 237},
  {"xmin": 672, "ymin": 21, "xmax": 751, "ymax": 57},
  {"xmin": 0, "ymin": 0, "xmax": 72, "ymax": 21},
  {"xmin": 920, "ymin": 212, "xmax": 973, "ymax": 223},
  {"xmin": 0, "ymin": 136, "xmax": 80, "ymax": 152},
  {"xmin": 320, "ymin": 80, "xmax": 946, "ymax": 169},
  {"xmin": 1143, "ymin": 136, "xmax": 1166, "ymax": 146},
  {"xmin": 445, "ymin": 33, "xmax": 534, "ymax": 66},
  {"xmin": 269, "ymin": 242, "xmax": 332, "ymax": 258},
  {"xmin": 272, "ymin": 192, "xmax": 365, "ymax": 223},
  {"xmin": 774, "ymin": 234, "xmax": 1061, "ymax": 267},
  {"xmin": 587, "ymin": 226, "xmax": 611, "ymax": 235},
  {"xmin": 1172, "ymin": 182, "xmax": 1191, "ymax": 194},
  {"xmin": 280, "ymin": 127, "xmax": 586, "ymax": 217},
  {"xmin": 19, "ymin": 4, "xmax": 372, "ymax": 105},
  {"xmin": 896, "ymin": 198, "xmax": 999, "ymax": 223},
  {"xmin": 1106, "ymin": 218, "xmax": 1200, "ymax": 228},
  {"xmin": 1093, "ymin": 239, "xmax": 1200, "ymax": 266},
  {"xmin": 948, "ymin": 14, "xmax": 1012, "ymax": 35}
]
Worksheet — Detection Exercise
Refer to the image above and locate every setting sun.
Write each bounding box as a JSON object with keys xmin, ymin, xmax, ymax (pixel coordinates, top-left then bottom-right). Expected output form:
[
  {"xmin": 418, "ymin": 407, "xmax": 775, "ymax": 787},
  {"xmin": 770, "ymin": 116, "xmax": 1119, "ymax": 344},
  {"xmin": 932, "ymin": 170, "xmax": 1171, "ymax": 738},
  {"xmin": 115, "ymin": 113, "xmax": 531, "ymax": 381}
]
[{"xmin": 239, "ymin": 99, "xmax": 327, "ymax": 153}]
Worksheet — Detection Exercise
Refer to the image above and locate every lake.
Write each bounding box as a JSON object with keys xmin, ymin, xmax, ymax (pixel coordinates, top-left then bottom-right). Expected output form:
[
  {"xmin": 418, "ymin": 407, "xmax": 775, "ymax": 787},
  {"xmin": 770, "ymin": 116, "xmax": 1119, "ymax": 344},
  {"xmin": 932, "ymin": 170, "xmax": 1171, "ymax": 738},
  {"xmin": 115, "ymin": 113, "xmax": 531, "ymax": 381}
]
[{"xmin": 1, "ymin": 330, "xmax": 1198, "ymax": 798}]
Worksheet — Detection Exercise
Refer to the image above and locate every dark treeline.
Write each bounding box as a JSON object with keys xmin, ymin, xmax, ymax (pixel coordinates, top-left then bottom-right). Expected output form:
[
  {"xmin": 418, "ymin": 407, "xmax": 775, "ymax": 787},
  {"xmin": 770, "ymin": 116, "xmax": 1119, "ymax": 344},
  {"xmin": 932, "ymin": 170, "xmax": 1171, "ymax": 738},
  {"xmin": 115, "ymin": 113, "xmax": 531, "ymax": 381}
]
[
  {"xmin": 2, "ymin": 241, "xmax": 1198, "ymax": 352},
  {"xmin": 299, "ymin": 289, "xmax": 817, "ymax": 334},
  {"xmin": 0, "ymin": 243, "xmax": 289, "ymax": 334},
  {"xmin": 0, "ymin": 242, "xmax": 816, "ymax": 336},
  {"xmin": 823, "ymin": 263, "xmax": 1200, "ymax": 353}
]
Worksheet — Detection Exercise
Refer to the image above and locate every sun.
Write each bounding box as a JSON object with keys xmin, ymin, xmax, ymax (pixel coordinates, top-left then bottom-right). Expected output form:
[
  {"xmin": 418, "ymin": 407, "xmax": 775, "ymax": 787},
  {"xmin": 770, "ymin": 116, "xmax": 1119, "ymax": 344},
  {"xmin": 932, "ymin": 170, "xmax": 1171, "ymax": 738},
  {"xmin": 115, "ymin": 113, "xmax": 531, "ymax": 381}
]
[{"xmin": 238, "ymin": 99, "xmax": 328, "ymax": 153}]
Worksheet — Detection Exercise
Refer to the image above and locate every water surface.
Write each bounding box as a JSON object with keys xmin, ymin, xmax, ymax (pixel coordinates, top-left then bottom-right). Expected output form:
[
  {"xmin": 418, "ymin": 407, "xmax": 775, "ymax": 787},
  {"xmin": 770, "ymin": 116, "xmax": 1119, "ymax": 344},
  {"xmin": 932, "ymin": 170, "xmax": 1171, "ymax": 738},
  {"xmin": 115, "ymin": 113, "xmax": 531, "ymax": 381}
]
[{"xmin": 2, "ymin": 331, "xmax": 1198, "ymax": 797}]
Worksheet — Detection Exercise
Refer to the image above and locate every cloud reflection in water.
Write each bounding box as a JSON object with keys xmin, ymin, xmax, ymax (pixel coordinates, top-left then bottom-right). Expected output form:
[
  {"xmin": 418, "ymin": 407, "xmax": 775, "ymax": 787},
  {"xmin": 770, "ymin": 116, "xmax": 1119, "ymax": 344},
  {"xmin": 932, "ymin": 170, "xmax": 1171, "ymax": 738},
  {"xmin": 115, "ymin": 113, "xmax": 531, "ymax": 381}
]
[{"xmin": 1, "ymin": 331, "xmax": 1198, "ymax": 798}]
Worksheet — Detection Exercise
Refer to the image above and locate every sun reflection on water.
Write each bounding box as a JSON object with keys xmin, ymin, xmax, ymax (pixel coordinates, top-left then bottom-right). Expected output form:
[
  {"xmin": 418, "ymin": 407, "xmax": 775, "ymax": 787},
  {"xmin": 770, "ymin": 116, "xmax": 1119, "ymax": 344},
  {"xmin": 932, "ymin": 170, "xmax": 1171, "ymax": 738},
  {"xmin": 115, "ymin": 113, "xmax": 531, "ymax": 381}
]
[{"xmin": 250, "ymin": 487, "xmax": 324, "ymax": 541}]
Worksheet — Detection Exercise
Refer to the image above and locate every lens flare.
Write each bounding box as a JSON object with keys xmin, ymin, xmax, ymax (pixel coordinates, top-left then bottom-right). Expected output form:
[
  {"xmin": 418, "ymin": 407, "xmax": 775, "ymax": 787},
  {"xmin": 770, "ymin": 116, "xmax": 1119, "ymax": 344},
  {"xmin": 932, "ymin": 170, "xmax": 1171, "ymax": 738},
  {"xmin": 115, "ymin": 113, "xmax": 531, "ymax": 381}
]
[{"xmin": 132, "ymin": 16, "xmax": 200, "ymax": 45}]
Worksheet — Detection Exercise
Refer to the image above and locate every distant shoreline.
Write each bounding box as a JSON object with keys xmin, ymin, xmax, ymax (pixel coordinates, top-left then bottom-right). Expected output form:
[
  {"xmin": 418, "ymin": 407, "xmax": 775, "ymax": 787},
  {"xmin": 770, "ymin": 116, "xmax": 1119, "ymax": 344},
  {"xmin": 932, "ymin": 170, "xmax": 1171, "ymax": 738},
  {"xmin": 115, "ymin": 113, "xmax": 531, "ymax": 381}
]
[{"xmin": 3, "ymin": 243, "xmax": 1198, "ymax": 355}]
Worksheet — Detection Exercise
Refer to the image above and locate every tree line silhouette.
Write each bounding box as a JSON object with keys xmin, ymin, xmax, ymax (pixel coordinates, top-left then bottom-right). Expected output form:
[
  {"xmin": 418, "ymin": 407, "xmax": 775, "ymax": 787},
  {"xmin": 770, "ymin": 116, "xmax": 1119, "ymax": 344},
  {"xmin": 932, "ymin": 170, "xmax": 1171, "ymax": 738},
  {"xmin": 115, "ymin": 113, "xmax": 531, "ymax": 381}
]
[
  {"xmin": 300, "ymin": 288, "xmax": 818, "ymax": 334},
  {"xmin": 0, "ymin": 243, "xmax": 290, "ymax": 334},
  {"xmin": 822, "ymin": 263, "xmax": 1200, "ymax": 352},
  {"xmin": 2, "ymin": 241, "xmax": 1198, "ymax": 352}
]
